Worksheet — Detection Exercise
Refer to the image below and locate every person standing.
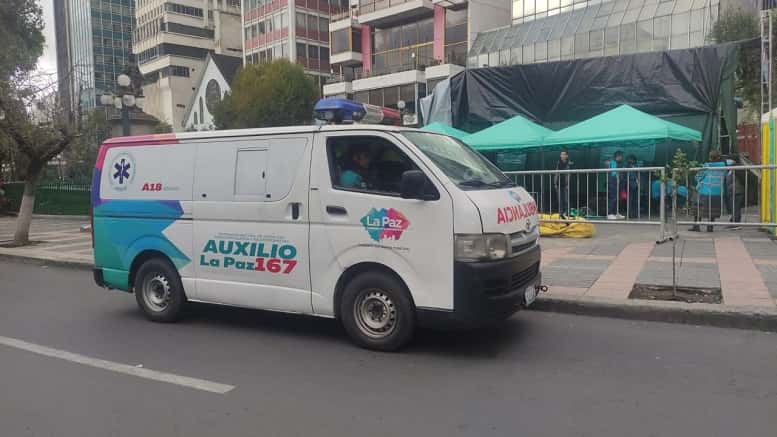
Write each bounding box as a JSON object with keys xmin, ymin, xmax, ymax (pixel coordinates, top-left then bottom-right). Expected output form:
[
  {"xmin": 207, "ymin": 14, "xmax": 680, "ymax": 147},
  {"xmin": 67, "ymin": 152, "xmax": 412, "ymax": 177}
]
[
  {"xmin": 554, "ymin": 149, "xmax": 572, "ymax": 217},
  {"xmin": 607, "ymin": 151, "xmax": 625, "ymax": 220},
  {"xmin": 689, "ymin": 150, "xmax": 726, "ymax": 232},
  {"xmin": 724, "ymin": 157, "xmax": 744, "ymax": 230},
  {"xmin": 626, "ymin": 155, "xmax": 640, "ymax": 218}
]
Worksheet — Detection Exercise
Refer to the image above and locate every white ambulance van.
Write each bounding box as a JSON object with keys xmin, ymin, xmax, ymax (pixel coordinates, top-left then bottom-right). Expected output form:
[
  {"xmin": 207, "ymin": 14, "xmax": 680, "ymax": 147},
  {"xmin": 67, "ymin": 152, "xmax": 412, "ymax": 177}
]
[{"xmin": 91, "ymin": 123, "xmax": 542, "ymax": 350}]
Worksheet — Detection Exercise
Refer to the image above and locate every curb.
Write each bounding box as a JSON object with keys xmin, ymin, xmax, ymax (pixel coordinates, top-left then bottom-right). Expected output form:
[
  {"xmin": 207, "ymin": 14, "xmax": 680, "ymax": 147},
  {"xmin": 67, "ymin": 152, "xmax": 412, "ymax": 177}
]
[
  {"xmin": 532, "ymin": 294, "xmax": 777, "ymax": 332},
  {"xmin": 0, "ymin": 253, "xmax": 92, "ymax": 270},
  {"xmin": 31, "ymin": 214, "xmax": 90, "ymax": 220}
]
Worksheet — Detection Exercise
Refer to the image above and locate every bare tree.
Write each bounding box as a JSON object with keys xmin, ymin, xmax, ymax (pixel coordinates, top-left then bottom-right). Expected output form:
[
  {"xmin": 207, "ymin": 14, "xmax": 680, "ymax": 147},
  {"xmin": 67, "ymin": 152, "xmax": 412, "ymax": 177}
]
[{"xmin": 0, "ymin": 74, "xmax": 80, "ymax": 245}]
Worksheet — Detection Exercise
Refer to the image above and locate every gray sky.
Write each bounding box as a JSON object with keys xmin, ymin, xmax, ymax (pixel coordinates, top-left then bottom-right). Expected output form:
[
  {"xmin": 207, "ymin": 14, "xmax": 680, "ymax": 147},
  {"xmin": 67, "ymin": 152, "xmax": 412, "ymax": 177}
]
[{"xmin": 37, "ymin": 0, "xmax": 57, "ymax": 78}]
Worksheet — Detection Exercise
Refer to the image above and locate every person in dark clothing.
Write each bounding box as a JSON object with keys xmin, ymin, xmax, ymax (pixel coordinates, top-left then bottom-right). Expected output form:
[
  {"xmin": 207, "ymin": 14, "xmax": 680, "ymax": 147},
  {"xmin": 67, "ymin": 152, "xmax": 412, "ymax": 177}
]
[
  {"xmin": 724, "ymin": 158, "xmax": 745, "ymax": 230},
  {"xmin": 607, "ymin": 151, "xmax": 624, "ymax": 219},
  {"xmin": 554, "ymin": 149, "xmax": 572, "ymax": 217},
  {"xmin": 626, "ymin": 155, "xmax": 640, "ymax": 218}
]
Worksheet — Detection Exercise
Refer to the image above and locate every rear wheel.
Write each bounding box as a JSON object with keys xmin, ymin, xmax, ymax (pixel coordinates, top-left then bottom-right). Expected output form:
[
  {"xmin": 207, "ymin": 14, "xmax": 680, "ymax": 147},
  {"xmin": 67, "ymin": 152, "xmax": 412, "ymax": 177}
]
[
  {"xmin": 134, "ymin": 258, "xmax": 186, "ymax": 323},
  {"xmin": 340, "ymin": 271, "xmax": 415, "ymax": 351}
]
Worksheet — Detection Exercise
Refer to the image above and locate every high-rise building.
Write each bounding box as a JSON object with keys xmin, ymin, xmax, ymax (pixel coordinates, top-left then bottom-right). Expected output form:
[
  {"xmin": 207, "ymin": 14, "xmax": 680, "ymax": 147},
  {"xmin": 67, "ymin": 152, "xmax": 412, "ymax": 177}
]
[
  {"xmin": 132, "ymin": 0, "xmax": 243, "ymax": 131},
  {"xmin": 242, "ymin": 0, "xmax": 346, "ymax": 89},
  {"xmin": 322, "ymin": 0, "xmax": 512, "ymax": 124},
  {"xmin": 466, "ymin": 0, "xmax": 758, "ymax": 67},
  {"xmin": 55, "ymin": 0, "xmax": 137, "ymax": 111}
]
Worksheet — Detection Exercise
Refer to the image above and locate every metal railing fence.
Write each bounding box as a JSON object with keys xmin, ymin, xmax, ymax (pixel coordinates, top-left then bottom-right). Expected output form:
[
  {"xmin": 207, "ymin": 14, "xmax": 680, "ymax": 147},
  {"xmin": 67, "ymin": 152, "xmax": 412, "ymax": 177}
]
[{"xmin": 505, "ymin": 164, "xmax": 777, "ymax": 240}]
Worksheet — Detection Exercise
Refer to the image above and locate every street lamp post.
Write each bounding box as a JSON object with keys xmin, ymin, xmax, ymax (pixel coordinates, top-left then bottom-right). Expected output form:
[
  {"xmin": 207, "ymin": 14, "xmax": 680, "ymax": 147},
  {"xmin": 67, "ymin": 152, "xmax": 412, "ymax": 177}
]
[{"xmin": 100, "ymin": 73, "xmax": 145, "ymax": 137}]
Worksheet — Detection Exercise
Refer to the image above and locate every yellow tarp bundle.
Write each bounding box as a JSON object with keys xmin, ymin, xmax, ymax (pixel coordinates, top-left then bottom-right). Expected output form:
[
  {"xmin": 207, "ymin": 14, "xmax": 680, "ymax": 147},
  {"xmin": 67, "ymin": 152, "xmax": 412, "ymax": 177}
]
[{"xmin": 539, "ymin": 214, "xmax": 596, "ymax": 238}]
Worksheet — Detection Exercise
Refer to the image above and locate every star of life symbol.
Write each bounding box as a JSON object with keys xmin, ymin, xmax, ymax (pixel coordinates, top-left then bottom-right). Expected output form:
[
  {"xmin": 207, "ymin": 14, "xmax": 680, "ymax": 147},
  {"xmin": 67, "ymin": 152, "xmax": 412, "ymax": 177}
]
[{"xmin": 110, "ymin": 153, "xmax": 135, "ymax": 190}]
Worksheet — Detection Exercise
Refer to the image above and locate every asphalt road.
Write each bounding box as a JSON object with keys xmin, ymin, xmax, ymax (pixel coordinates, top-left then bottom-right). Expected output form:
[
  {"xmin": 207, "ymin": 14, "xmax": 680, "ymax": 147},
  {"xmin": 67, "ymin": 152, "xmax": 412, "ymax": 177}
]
[{"xmin": 1, "ymin": 259, "xmax": 775, "ymax": 437}]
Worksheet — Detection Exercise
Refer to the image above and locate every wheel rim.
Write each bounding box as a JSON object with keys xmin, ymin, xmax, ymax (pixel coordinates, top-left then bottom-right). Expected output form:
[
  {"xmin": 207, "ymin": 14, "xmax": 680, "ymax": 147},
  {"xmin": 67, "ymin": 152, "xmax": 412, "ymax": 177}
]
[
  {"xmin": 353, "ymin": 289, "xmax": 398, "ymax": 339},
  {"xmin": 142, "ymin": 273, "xmax": 171, "ymax": 312}
]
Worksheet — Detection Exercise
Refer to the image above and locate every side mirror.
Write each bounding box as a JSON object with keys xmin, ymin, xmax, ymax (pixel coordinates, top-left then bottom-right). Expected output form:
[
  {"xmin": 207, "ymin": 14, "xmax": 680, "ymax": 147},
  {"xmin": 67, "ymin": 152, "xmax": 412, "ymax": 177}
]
[{"xmin": 400, "ymin": 170, "xmax": 437, "ymax": 200}]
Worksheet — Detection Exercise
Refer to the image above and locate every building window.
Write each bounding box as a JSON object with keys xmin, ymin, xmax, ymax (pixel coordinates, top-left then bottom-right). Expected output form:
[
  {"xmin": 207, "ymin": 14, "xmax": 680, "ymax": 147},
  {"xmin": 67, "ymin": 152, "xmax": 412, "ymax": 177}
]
[
  {"xmin": 165, "ymin": 2, "xmax": 204, "ymax": 18},
  {"xmin": 331, "ymin": 28, "xmax": 350, "ymax": 54}
]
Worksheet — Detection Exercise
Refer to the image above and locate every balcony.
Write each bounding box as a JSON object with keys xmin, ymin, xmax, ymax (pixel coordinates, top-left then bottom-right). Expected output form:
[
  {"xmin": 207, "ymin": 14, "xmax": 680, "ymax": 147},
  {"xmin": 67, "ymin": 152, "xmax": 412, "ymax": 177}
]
[
  {"xmin": 431, "ymin": 0, "xmax": 466, "ymax": 9},
  {"xmin": 424, "ymin": 62, "xmax": 464, "ymax": 80},
  {"xmin": 357, "ymin": 0, "xmax": 434, "ymax": 26},
  {"xmin": 323, "ymin": 77, "xmax": 353, "ymax": 96},
  {"xmin": 296, "ymin": 56, "xmax": 331, "ymax": 72},
  {"xmin": 330, "ymin": 51, "xmax": 363, "ymax": 66}
]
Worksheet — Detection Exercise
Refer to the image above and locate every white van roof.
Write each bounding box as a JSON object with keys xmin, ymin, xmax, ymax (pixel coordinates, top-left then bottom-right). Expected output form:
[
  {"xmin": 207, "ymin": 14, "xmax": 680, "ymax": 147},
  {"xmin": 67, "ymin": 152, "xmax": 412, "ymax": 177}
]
[{"xmin": 103, "ymin": 124, "xmax": 426, "ymax": 146}]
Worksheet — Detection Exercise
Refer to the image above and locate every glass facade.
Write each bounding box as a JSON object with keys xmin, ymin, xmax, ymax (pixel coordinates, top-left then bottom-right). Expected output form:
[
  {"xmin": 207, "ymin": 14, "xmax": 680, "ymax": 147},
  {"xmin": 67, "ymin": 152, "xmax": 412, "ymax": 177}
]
[
  {"xmin": 445, "ymin": 8, "xmax": 468, "ymax": 65},
  {"xmin": 470, "ymin": 0, "xmax": 720, "ymax": 67},
  {"xmin": 353, "ymin": 82, "xmax": 427, "ymax": 112},
  {"xmin": 330, "ymin": 28, "xmax": 363, "ymax": 55},
  {"xmin": 372, "ymin": 18, "xmax": 435, "ymax": 75},
  {"xmin": 90, "ymin": 0, "xmax": 136, "ymax": 104},
  {"xmin": 58, "ymin": 0, "xmax": 135, "ymax": 109}
]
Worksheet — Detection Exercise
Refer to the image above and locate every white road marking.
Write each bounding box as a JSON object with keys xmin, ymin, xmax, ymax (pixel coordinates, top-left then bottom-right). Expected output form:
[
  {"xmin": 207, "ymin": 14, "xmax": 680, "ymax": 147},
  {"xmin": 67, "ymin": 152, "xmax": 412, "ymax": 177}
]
[{"xmin": 0, "ymin": 335, "xmax": 235, "ymax": 394}]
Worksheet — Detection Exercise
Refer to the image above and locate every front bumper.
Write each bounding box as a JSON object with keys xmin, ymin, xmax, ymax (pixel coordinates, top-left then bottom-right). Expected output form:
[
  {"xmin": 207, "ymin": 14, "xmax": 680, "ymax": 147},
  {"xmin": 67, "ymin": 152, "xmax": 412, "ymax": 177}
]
[{"xmin": 418, "ymin": 244, "xmax": 541, "ymax": 328}]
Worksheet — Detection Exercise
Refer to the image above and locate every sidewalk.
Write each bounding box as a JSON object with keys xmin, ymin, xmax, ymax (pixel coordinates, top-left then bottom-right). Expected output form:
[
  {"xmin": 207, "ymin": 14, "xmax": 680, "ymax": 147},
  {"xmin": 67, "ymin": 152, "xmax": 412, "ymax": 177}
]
[
  {"xmin": 537, "ymin": 223, "xmax": 777, "ymax": 330},
  {"xmin": 1, "ymin": 216, "xmax": 776, "ymax": 330},
  {"xmin": 540, "ymin": 224, "xmax": 777, "ymax": 304},
  {"xmin": 0, "ymin": 216, "xmax": 92, "ymax": 266}
]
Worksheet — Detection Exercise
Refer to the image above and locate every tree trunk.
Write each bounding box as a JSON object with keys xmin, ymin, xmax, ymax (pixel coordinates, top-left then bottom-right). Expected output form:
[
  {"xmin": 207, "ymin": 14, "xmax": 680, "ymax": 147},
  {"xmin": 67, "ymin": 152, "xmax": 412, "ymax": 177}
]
[{"xmin": 13, "ymin": 168, "xmax": 40, "ymax": 245}]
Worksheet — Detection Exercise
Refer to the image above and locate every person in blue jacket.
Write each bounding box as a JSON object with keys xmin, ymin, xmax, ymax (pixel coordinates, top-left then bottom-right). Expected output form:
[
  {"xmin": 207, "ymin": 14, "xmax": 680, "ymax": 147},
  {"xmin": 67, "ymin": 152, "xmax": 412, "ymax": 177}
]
[
  {"xmin": 339, "ymin": 146, "xmax": 373, "ymax": 189},
  {"xmin": 689, "ymin": 149, "xmax": 726, "ymax": 232}
]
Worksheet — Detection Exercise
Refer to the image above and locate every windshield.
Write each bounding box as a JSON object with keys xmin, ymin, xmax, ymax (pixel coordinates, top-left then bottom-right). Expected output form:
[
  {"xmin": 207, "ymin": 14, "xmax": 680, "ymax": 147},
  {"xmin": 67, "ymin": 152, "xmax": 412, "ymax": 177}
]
[{"xmin": 400, "ymin": 131, "xmax": 514, "ymax": 190}]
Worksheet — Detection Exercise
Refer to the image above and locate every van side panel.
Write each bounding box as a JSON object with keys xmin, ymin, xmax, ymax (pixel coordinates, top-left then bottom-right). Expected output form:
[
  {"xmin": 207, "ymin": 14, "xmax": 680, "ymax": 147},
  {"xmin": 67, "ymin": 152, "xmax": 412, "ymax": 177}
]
[
  {"xmin": 191, "ymin": 136, "xmax": 313, "ymax": 313},
  {"xmin": 92, "ymin": 136, "xmax": 194, "ymax": 291}
]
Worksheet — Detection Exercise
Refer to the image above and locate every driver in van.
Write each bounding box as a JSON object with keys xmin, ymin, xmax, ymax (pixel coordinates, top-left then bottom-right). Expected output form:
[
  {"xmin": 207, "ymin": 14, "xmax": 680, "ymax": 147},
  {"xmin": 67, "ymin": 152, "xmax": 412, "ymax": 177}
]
[{"xmin": 340, "ymin": 146, "xmax": 373, "ymax": 189}]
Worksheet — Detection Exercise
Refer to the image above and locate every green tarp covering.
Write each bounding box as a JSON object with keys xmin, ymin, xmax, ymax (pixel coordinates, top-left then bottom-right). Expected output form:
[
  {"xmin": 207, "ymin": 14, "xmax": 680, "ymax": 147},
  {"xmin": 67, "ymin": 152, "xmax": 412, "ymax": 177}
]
[
  {"xmin": 542, "ymin": 105, "xmax": 702, "ymax": 147},
  {"xmin": 463, "ymin": 115, "xmax": 554, "ymax": 151},
  {"xmin": 420, "ymin": 122, "xmax": 470, "ymax": 139}
]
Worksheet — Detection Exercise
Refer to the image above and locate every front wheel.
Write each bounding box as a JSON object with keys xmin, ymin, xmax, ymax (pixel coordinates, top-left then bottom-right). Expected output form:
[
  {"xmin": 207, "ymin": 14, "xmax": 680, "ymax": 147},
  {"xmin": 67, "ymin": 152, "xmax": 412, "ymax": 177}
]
[
  {"xmin": 340, "ymin": 271, "xmax": 415, "ymax": 351},
  {"xmin": 134, "ymin": 258, "xmax": 186, "ymax": 323}
]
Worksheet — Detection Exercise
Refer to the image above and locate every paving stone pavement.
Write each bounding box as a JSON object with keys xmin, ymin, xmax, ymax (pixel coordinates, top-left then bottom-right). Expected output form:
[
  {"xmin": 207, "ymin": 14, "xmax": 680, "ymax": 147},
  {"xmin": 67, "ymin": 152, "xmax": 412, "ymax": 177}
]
[
  {"xmin": 0, "ymin": 216, "xmax": 92, "ymax": 264},
  {"xmin": 637, "ymin": 261, "xmax": 721, "ymax": 289},
  {"xmin": 541, "ymin": 223, "xmax": 777, "ymax": 308},
  {"xmin": 757, "ymin": 264, "xmax": 777, "ymax": 300}
]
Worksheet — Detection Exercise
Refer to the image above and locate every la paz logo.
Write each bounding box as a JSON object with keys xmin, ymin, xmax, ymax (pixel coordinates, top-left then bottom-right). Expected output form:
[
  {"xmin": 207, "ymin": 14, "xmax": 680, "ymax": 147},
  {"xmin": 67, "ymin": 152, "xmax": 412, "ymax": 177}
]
[
  {"xmin": 360, "ymin": 208, "xmax": 410, "ymax": 242},
  {"xmin": 110, "ymin": 153, "xmax": 135, "ymax": 190}
]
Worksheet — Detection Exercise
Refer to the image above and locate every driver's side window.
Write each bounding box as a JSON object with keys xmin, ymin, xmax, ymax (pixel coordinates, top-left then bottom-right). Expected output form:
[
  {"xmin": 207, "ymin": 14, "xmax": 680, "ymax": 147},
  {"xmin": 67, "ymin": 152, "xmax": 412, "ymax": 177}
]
[{"xmin": 327, "ymin": 136, "xmax": 417, "ymax": 196}]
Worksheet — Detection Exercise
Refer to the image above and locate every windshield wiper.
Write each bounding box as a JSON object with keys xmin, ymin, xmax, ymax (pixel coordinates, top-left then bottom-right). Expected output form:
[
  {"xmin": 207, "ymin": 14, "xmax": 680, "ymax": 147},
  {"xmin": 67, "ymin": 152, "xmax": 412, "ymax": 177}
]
[
  {"xmin": 459, "ymin": 179, "xmax": 490, "ymax": 187},
  {"xmin": 459, "ymin": 179, "xmax": 514, "ymax": 188}
]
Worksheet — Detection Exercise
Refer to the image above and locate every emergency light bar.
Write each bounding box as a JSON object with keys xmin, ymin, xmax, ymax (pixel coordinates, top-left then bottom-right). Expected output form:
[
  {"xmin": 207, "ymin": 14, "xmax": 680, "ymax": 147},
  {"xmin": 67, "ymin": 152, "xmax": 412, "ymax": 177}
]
[{"xmin": 313, "ymin": 98, "xmax": 401, "ymax": 126}]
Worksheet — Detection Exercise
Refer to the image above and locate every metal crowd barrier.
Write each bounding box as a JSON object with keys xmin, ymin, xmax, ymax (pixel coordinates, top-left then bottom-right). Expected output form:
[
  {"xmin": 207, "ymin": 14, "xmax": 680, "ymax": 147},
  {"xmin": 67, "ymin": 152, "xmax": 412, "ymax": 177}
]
[
  {"xmin": 504, "ymin": 167, "xmax": 668, "ymax": 239},
  {"xmin": 504, "ymin": 164, "xmax": 777, "ymax": 240},
  {"xmin": 674, "ymin": 164, "xmax": 777, "ymax": 229}
]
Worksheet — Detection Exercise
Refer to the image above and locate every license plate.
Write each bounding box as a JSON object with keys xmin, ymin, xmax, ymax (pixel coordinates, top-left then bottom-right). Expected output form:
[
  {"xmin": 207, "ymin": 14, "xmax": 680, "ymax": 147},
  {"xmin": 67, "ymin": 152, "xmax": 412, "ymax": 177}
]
[{"xmin": 524, "ymin": 284, "xmax": 537, "ymax": 307}]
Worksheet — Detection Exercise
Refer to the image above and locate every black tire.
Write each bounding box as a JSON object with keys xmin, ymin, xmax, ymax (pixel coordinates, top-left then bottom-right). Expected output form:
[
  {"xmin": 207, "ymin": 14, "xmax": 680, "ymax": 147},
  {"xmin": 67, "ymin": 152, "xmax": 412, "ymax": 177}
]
[
  {"xmin": 134, "ymin": 258, "xmax": 186, "ymax": 323},
  {"xmin": 340, "ymin": 271, "xmax": 415, "ymax": 351}
]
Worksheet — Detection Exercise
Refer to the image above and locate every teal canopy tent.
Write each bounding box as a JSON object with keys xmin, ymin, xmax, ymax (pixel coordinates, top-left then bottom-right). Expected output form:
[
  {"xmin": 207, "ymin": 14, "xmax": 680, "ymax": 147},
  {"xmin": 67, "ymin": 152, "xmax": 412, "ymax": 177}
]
[
  {"xmin": 462, "ymin": 114, "xmax": 554, "ymax": 151},
  {"xmin": 542, "ymin": 105, "xmax": 702, "ymax": 147},
  {"xmin": 420, "ymin": 122, "xmax": 470, "ymax": 139}
]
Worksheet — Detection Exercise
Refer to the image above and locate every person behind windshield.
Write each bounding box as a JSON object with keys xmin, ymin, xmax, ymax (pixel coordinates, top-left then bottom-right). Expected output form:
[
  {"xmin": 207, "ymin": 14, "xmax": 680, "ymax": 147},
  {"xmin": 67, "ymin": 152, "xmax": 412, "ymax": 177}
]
[{"xmin": 340, "ymin": 146, "xmax": 372, "ymax": 189}]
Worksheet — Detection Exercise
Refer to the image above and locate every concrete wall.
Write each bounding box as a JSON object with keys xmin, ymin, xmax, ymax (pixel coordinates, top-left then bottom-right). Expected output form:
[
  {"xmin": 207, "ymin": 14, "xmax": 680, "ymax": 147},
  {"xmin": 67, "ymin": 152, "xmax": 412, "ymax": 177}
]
[{"xmin": 141, "ymin": 56, "xmax": 206, "ymax": 131}]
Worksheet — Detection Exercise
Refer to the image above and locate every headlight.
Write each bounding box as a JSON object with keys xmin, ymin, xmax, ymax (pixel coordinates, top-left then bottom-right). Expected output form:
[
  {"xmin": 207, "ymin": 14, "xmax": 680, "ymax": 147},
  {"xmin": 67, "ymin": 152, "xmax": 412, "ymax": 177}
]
[{"xmin": 455, "ymin": 234, "xmax": 508, "ymax": 262}]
